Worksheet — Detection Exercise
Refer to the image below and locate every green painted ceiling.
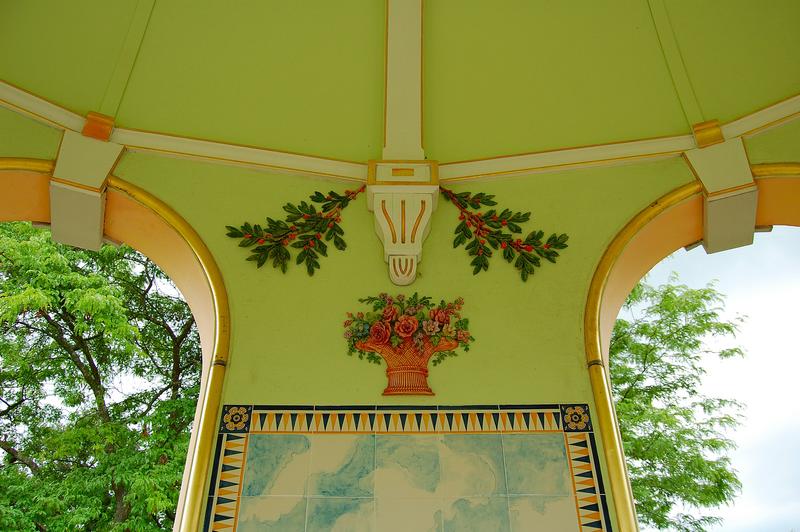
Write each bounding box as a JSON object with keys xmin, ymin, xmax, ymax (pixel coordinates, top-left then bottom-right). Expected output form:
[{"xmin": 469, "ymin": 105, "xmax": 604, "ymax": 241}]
[
  {"xmin": 0, "ymin": 0, "xmax": 140, "ymax": 116},
  {"xmin": 1, "ymin": 1, "xmax": 798, "ymax": 163},
  {"xmin": 666, "ymin": 0, "xmax": 800, "ymax": 123},
  {"xmin": 0, "ymin": 107, "xmax": 61, "ymax": 159},
  {"xmin": 424, "ymin": 0, "xmax": 689, "ymax": 161}
]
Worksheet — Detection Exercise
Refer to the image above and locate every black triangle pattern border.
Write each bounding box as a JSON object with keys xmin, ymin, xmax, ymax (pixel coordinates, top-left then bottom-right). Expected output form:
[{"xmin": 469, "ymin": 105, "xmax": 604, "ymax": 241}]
[
  {"xmin": 204, "ymin": 403, "xmax": 610, "ymax": 531},
  {"xmin": 565, "ymin": 430, "xmax": 613, "ymax": 531},
  {"xmin": 202, "ymin": 432, "xmax": 248, "ymax": 532},
  {"xmin": 215, "ymin": 404, "xmax": 599, "ymax": 434}
]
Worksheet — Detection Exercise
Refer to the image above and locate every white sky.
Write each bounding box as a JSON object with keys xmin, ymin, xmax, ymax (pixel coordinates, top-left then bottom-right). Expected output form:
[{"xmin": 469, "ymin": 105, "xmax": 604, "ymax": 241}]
[{"xmin": 641, "ymin": 225, "xmax": 800, "ymax": 531}]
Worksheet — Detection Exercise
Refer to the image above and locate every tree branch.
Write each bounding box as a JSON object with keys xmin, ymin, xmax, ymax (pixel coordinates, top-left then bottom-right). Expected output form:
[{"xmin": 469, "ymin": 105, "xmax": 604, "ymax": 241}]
[{"xmin": 0, "ymin": 440, "xmax": 40, "ymax": 474}]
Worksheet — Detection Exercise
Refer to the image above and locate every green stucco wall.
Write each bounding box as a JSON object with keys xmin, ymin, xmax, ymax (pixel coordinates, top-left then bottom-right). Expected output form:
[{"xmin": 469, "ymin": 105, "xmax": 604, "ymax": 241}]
[{"xmin": 114, "ymin": 153, "xmax": 693, "ymax": 407}]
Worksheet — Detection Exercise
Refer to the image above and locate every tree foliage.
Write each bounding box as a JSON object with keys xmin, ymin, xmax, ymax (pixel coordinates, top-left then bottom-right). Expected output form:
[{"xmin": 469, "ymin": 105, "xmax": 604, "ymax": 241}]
[
  {"xmin": 0, "ymin": 222, "xmax": 201, "ymax": 531},
  {"xmin": 610, "ymin": 278, "xmax": 744, "ymax": 531}
]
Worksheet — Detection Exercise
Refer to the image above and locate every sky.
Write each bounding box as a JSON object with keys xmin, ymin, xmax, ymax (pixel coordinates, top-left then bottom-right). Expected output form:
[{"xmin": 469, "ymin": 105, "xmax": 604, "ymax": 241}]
[{"xmin": 641, "ymin": 225, "xmax": 800, "ymax": 531}]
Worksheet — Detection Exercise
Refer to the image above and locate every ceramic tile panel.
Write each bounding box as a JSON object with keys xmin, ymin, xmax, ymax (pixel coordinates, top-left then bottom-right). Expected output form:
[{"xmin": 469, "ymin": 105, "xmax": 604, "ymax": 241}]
[
  {"xmin": 503, "ymin": 433, "xmax": 572, "ymax": 496},
  {"xmin": 508, "ymin": 495, "xmax": 580, "ymax": 531},
  {"xmin": 375, "ymin": 434, "xmax": 442, "ymax": 498},
  {"xmin": 236, "ymin": 496, "xmax": 306, "ymax": 532},
  {"xmin": 306, "ymin": 497, "xmax": 375, "ymax": 532},
  {"xmin": 376, "ymin": 497, "xmax": 443, "ymax": 532},
  {"xmin": 439, "ymin": 434, "xmax": 506, "ymax": 497},
  {"xmin": 241, "ymin": 434, "xmax": 310, "ymax": 497},
  {"xmin": 307, "ymin": 434, "xmax": 375, "ymax": 498},
  {"xmin": 442, "ymin": 497, "xmax": 511, "ymax": 531},
  {"xmin": 204, "ymin": 403, "xmax": 611, "ymax": 531}
]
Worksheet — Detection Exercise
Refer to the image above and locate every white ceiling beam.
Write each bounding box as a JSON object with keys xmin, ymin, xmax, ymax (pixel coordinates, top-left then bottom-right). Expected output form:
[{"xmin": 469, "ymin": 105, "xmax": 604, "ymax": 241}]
[
  {"xmin": 112, "ymin": 129, "xmax": 366, "ymax": 182},
  {"xmin": 439, "ymin": 135, "xmax": 695, "ymax": 182},
  {"xmin": 382, "ymin": 0, "xmax": 424, "ymax": 160}
]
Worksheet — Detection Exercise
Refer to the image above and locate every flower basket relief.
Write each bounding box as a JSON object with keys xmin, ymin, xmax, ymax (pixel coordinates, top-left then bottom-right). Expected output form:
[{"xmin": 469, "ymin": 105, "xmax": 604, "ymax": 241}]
[{"xmin": 344, "ymin": 293, "xmax": 474, "ymax": 395}]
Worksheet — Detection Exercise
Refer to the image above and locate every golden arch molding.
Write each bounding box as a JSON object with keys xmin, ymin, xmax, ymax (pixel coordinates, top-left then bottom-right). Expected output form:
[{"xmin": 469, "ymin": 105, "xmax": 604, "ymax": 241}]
[
  {"xmin": 584, "ymin": 162, "xmax": 800, "ymax": 529},
  {"xmin": 0, "ymin": 158, "xmax": 230, "ymax": 532}
]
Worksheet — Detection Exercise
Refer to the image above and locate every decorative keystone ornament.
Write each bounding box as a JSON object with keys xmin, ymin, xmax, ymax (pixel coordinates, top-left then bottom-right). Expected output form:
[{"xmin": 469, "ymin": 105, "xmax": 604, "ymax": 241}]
[
  {"xmin": 343, "ymin": 293, "xmax": 473, "ymax": 395},
  {"xmin": 367, "ymin": 160, "xmax": 439, "ymax": 285}
]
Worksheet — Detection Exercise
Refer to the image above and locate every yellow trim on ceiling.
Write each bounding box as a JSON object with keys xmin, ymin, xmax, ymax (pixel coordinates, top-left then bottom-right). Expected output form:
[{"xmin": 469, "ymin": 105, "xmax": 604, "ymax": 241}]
[
  {"xmin": 50, "ymin": 175, "xmax": 106, "ymax": 193},
  {"xmin": 752, "ymin": 162, "xmax": 800, "ymax": 178},
  {"xmin": 0, "ymin": 157, "xmax": 55, "ymax": 173},
  {"xmin": 692, "ymin": 119, "xmax": 724, "ymax": 148}
]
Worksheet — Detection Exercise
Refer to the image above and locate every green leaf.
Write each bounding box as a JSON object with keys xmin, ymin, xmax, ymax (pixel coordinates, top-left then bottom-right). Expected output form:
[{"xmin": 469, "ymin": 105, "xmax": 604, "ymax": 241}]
[{"xmin": 610, "ymin": 278, "xmax": 744, "ymax": 530}]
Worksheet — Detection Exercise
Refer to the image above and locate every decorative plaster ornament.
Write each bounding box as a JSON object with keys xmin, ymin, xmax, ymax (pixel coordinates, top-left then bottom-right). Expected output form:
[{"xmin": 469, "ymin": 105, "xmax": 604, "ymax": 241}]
[
  {"xmin": 343, "ymin": 293, "xmax": 473, "ymax": 395},
  {"xmin": 366, "ymin": 160, "xmax": 439, "ymax": 285},
  {"xmin": 226, "ymin": 178, "xmax": 569, "ymax": 283},
  {"xmin": 440, "ymin": 187, "xmax": 569, "ymax": 282},
  {"xmin": 226, "ymin": 186, "xmax": 364, "ymax": 275}
]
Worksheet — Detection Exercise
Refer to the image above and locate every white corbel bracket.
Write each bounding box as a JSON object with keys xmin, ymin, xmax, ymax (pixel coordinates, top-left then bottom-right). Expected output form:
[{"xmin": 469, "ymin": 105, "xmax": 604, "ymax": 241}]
[
  {"xmin": 51, "ymin": 113, "xmax": 122, "ymax": 251},
  {"xmin": 685, "ymin": 121, "xmax": 757, "ymax": 254},
  {"xmin": 367, "ymin": 161, "xmax": 439, "ymax": 285}
]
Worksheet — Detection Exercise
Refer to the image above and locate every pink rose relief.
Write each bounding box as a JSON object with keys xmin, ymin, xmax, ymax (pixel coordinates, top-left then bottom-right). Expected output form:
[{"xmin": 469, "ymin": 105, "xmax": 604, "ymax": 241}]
[
  {"xmin": 395, "ymin": 315, "xmax": 419, "ymax": 338},
  {"xmin": 382, "ymin": 305, "xmax": 399, "ymax": 322},
  {"xmin": 429, "ymin": 308, "xmax": 450, "ymax": 325},
  {"xmin": 369, "ymin": 321, "xmax": 391, "ymax": 344}
]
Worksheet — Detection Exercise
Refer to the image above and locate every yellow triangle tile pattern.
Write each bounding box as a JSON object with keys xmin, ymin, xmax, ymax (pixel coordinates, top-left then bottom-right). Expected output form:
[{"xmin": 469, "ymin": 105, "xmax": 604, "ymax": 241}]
[{"xmin": 204, "ymin": 404, "xmax": 610, "ymax": 531}]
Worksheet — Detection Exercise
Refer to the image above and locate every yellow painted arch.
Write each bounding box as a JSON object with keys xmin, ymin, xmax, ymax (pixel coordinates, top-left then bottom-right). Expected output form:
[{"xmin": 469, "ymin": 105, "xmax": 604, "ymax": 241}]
[
  {"xmin": 584, "ymin": 163, "xmax": 800, "ymax": 530},
  {"xmin": 0, "ymin": 158, "xmax": 229, "ymax": 532}
]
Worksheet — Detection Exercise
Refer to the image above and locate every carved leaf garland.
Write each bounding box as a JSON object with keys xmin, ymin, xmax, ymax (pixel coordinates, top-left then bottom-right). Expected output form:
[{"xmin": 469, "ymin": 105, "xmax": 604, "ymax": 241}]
[
  {"xmin": 227, "ymin": 185, "xmax": 568, "ymax": 281},
  {"xmin": 225, "ymin": 186, "xmax": 364, "ymax": 276},
  {"xmin": 440, "ymin": 186, "xmax": 569, "ymax": 281}
]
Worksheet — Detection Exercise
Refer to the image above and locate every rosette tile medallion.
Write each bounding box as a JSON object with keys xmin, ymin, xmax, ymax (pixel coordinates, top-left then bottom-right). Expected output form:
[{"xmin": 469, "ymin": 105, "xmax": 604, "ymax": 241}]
[{"xmin": 344, "ymin": 293, "xmax": 473, "ymax": 395}]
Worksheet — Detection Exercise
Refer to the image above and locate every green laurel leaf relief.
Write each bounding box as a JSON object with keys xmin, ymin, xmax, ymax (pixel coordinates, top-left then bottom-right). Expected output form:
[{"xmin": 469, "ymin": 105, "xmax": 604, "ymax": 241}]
[
  {"xmin": 226, "ymin": 185, "xmax": 365, "ymax": 276},
  {"xmin": 440, "ymin": 186, "xmax": 569, "ymax": 282}
]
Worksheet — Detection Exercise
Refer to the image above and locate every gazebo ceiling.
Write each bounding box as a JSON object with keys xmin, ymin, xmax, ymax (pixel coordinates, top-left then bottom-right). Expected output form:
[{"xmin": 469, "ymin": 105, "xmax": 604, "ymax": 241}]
[{"xmin": 1, "ymin": 0, "xmax": 798, "ymax": 165}]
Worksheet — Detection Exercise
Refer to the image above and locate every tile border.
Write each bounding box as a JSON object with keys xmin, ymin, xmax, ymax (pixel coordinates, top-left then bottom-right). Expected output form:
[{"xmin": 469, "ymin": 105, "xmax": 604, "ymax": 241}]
[{"xmin": 204, "ymin": 403, "xmax": 610, "ymax": 531}]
